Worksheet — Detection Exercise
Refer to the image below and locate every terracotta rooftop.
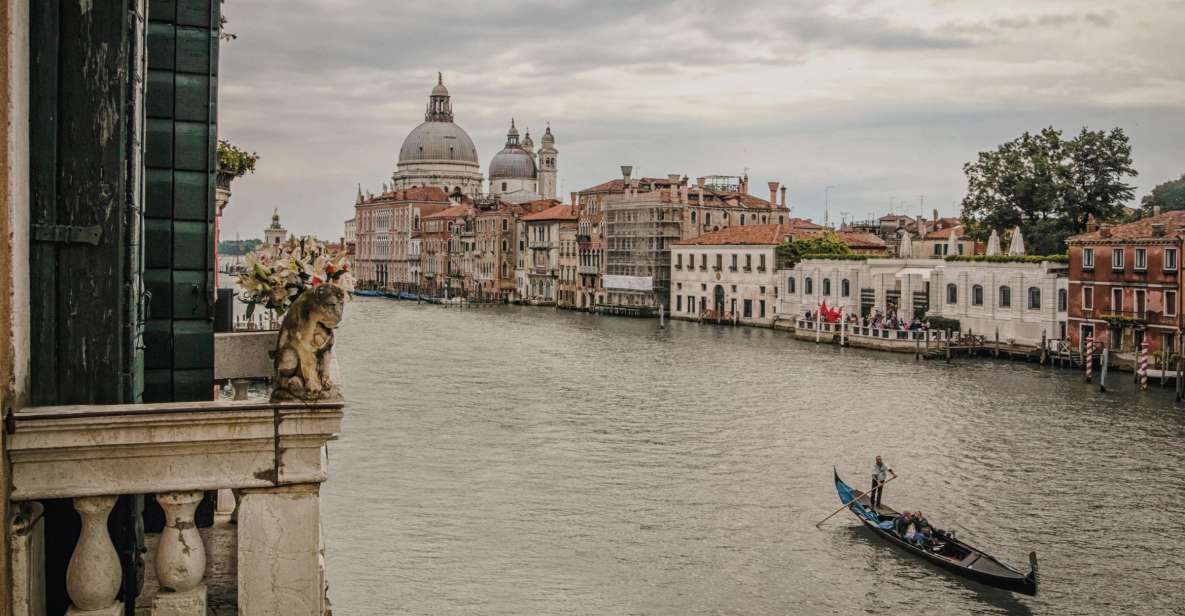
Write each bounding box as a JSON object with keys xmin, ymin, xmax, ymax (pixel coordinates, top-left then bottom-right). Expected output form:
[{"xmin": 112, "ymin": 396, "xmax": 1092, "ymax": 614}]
[
  {"xmin": 1068, "ymin": 210, "xmax": 1185, "ymax": 243},
  {"xmin": 835, "ymin": 231, "xmax": 887, "ymax": 249},
  {"xmin": 421, "ymin": 204, "xmax": 470, "ymax": 219},
  {"xmin": 522, "ymin": 204, "xmax": 578, "ymax": 222},
  {"xmin": 923, "ymin": 224, "xmax": 969, "ymax": 240},
  {"xmin": 674, "ymin": 224, "xmax": 803, "ymax": 246},
  {"xmin": 362, "ymin": 186, "xmax": 450, "ymax": 204}
]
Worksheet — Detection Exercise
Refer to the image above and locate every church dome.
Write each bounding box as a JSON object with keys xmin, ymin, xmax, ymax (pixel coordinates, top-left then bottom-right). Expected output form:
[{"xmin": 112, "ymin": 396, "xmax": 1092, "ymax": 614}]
[
  {"xmin": 489, "ymin": 118, "xmax": 536, "ymax": 179},
  {"xmin": 489, "ymin": 146, "xmax": 537, "ymax": 179},
  {"xmin": 398, "ymin": 121, "xmax": 479, "ymax": 165}
]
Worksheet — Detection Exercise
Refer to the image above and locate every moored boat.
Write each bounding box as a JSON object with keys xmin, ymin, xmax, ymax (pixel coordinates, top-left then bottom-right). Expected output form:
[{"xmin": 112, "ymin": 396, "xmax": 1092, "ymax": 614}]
[
  {"xmin": 833, "ymin": 469, "xmax": 1037, "ymax": 596},
  {"xmin": 353, "ymin": 289, "xmax": 382, "ymax": 297}
]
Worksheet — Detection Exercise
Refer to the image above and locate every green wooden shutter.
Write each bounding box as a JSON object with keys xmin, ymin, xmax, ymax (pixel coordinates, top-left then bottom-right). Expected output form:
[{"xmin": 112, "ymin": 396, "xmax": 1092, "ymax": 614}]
[{"xmin": 143, "ymin": 0, "xmax": 219, "ymax": 402}]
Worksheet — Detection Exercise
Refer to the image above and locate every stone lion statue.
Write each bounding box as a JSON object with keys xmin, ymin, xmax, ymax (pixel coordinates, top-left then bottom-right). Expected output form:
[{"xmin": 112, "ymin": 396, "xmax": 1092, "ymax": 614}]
[{"xmin": 271, "ymin": 284, "xmax": 346, "ymax": 401}]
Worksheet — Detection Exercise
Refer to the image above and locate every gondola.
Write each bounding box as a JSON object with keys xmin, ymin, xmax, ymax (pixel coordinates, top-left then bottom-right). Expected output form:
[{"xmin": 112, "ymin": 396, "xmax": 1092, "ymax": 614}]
[
  {"xmin": 833, "ymin": 469, "xmax": 1038, "ymax": 596},
  {"xmin": 352, "ymin": 289, "xmax": 383, "ymax": 297}
]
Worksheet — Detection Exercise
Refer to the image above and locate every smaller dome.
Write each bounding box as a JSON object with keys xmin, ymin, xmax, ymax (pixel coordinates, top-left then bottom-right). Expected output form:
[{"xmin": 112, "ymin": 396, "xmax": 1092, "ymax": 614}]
[
  {"xmin": 541, "ymin": 124, "xmax": 555, "ymax": 146},
  {"xmin": 489, "ymin": 146, "xmax": 537, "ymax": 179}
]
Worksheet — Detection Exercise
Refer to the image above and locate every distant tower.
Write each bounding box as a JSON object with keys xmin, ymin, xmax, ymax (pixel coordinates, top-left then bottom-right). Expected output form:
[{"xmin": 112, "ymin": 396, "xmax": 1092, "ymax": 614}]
[
  {"xmin": 538, "ymin": 124, "xmax": 557, "ymax": 200},
  {"xmin": 522, "ymin": 128, "xmax": 535, "ymax": 162},
  {"xmin": 264, "ymin": 208, "xmax": 288, "ymax": 246}
]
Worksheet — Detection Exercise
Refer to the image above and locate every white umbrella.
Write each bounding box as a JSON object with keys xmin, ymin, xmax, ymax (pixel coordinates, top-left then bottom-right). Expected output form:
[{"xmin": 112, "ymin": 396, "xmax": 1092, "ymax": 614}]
[
  {"xmin": 897, "ymin": 231, "xmax": 913, "ymax": 258},
  {"xmin": 1008, "ymin": 226, "xmax": 1026, "ymax": 256},
  {"xmin": 947, "ymin": 228, "xmax": 959, "ymax": 256},
  {"xmin": 986, "ymin": 229, "xmax": 1001, "ymax": 256}
]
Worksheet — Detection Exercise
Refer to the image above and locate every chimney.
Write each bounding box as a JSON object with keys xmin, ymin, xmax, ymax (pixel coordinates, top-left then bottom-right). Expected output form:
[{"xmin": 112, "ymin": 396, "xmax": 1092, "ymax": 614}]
[
  {"xmin": 932, "ymin": 208, "xmax": 938, "ymax": 222},
  {"xmin": 1154, "ymin": 205, "xmax": 1162, "ymax": 216},
  {"xmin": 621, "ymin": 165, "xmax": 633, "ymax": 185},
  {"xmin": 780, "ymin": 186, "xmax": 787, "ymax": 209},
  {"xmin": 740, "ymin": 174, "xmax": 748, "ymax": 194},
  {"xmin": 1086, "ymin": 221, "xmax": 1099, "ymax": 233},
  {"xmin": 570, "ymin": 191, "xmax": 577, "ymax": 207},
  {"xmin": 696, "ymin": 177, "xmax": 705, "ymax": 206},
  {"xmin": 1099, "ymin": 225, "xmax": 1111, "ymax": 238},
  {"xmin": 1152, "ymin": 223, "xmax": 1166, "ymax": 237},
  {"xmin": 768, "ymin": 181, "xmax": 779, "ymax": 207}
]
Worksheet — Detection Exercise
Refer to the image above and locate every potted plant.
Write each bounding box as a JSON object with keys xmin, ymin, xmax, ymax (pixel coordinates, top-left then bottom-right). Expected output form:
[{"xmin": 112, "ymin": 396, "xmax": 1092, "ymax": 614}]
[{"xmin": 216, "ymin": 139, "xmax": 259, "ymax": 190}]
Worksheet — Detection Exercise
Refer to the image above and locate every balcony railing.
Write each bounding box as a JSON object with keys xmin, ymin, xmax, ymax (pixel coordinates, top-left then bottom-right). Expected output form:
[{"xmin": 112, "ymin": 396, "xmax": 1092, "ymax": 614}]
[
  {"xmin": 578, "ymin": 265, "xmax": 599, "ymax": 275},
  {"xmin": 8, "ymin": 398, "xmax": 343, "ymax": 615},
  {"xmin": 528, "ymin": 241, "xmax": 553, "ymax": 250}
]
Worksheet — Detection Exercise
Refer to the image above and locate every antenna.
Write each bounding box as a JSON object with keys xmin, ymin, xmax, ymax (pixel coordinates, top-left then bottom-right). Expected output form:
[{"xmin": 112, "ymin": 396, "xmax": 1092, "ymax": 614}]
[{"xmin": 824, "ymin": 185, "xmax": 835, "ymax": 229}]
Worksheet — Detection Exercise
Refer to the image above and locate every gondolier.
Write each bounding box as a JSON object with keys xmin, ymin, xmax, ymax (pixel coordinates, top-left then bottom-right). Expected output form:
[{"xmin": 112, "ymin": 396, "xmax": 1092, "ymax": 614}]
[{"xmin": 870, "ymin": 455, "xmax": 895, "ymax": 508}]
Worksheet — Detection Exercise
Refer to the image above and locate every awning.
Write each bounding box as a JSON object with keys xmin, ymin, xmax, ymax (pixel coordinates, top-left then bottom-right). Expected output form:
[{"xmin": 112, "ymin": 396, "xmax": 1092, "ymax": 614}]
[{"xmin": 895, "ymin": 267, "xmax": 933, "ymax": 280}]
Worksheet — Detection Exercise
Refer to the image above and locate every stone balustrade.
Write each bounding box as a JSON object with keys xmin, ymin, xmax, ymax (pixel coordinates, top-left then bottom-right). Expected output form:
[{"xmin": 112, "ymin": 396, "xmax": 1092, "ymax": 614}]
[{"xmin": 7, "ymin": 399, "xmax": 343, "ymax": 616}]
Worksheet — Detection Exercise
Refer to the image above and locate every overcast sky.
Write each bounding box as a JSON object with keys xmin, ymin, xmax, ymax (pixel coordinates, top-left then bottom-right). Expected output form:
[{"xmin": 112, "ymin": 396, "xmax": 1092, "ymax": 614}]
[{"xmin": 217, "ymin": 0, "xmax": 1185, "ymax": 240}]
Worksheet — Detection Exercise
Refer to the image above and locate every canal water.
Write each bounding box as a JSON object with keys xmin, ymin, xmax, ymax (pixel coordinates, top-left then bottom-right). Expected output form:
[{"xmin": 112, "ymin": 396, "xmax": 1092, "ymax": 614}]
[{"xmin": 324, "ymin": 299, "xmax": 1185, "ymax": 615}]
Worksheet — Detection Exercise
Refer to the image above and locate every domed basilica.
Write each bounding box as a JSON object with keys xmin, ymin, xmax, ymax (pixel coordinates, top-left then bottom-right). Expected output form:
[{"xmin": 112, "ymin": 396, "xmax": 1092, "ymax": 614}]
[{"xmin": 391, "ymin": 74, "xmax": 558, "ymax": 203}]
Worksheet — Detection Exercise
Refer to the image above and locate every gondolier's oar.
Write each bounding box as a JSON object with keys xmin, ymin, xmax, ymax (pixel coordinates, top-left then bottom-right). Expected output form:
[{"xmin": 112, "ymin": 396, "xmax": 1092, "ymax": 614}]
[{"xmin": 816, "ymin": 475, "xmax": 897, "ymax": 528}]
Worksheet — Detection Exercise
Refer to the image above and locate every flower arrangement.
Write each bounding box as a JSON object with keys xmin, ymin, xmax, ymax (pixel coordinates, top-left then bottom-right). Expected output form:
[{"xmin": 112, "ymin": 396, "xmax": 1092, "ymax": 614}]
[
  {"xmin": 217, "ymin": 139, "xmax": 259, "ymax": 181},
  {"xmin": 237, "ymin": 235, "xmax": 355, "ymax": 317}
]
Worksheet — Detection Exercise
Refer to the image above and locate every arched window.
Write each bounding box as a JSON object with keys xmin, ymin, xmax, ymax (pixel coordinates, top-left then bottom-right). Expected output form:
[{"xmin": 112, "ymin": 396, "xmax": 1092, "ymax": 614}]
[
  {"xmin": 972, "ymin": 284, "xmax": 984, "ymax": 306},
  {"xmin": 778, "ymin": 215, "xmax": 784, "ymax": 224},
  {"xmin": 705, "ymin": 213, "xmax": 712, "ymax": 225},
  {"xmin": 805, "ymin": 277, "xmax": 814, "ymax": 294},
  {"xmin": 1028, "ymin": 287, "xmax": 1041, "ymax": 309},
  {"xmin": 999, "ymin": 286, "xmax": 1012, "ymax": 308},
  {"xmin": 947, "ymin": 283, "xmax": 958, "ymax": 304},
  {"xmin": 1058, "ymin": 288, "xmax": 1067, "ymax": 312},
  {"xmin": 740, "ymin": 214, "xmax": 746, "ymax": 225},
  {"xmin": 841, "ymin": 279, "xmax": 850, "ymax": 297},
  {"xmin": 501, "ymin": 239, "xmax": 508, "ymax": 251},
  {"xmin": 823, "ymin": 278, "xmax": 831, "ymax": 295},
  {"xmin": 501, "ymin": 182, "xmax": 507, "ymax": 191},
  {"xmin": 761, "ymin": 216, "xmax": 767, "ymax": 223},
  {"xmin": 691, "ymin": 211, "xmax": 697, "ymax": 224},
  {"xmin": 788, "ymin": 277, "xmax": 796, "ymax": 294}
]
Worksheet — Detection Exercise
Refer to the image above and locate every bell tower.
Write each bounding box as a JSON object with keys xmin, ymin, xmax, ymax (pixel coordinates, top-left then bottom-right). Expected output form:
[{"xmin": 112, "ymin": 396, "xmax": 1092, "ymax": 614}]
[{"xmin": 537, "ymin": 124, "xmax": 558, "ymax": 200}]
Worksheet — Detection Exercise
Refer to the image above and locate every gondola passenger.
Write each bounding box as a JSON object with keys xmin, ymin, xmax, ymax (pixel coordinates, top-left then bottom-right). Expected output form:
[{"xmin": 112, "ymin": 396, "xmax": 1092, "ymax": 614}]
[{"xmin": 893, "ymin": 511, "xmax": 912, "ymax": 536}]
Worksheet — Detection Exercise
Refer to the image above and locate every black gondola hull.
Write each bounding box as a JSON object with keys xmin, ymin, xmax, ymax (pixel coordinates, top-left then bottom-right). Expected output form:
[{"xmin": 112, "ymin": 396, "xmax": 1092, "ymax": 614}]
[{"xmin": 834, "ymin": 469, "xmax": 1037, "ymax": 596}]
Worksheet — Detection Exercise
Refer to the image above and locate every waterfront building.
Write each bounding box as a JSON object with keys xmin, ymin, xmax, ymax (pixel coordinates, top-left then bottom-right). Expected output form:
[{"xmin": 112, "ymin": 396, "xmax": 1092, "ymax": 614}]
[
  {"xmin": 593, "ymin": 166, "xmax": 791, "ymax": 315},
  {"xmin": 421, "ymin": 203, "xmax": 471, "ymax": 296},
  {"xmin": 1066, "ymin": 211, "xmax": 1185, "ymax": 357},
  {"xmin": 343, "ymin": 217, "xmax": 356, "ymax": 258},
  {"xmin": 392, "ymin": 74, "xmax": 484, "ymax": 198},
  {"xmin": 916, "ymin": 223, "xmax": 980, "ymax": 258},
  {"xmin": 518, "ymin": 202, "xmax": 575, "ymax": 303},
  {"xmin": 575, "ymin": 190, "xmax": 605, "ymax": 309},
  {"xmin": 558, "ymin": 219, "xmax": 579, "ymax": 307},
  {"xmin": 264, "ymin": 208, "xmax": 288, "ymax": 246},
  {"xmin": 670, "ymin": 224, "xmax": 801, "ymax": 326},
  {"xmin": 474, "ymin": 198, "xmax": 517, "ymax": 300},
  {"xmin": 353, "ymin": 186, "xmax": 451, "ymax": 289},
  {"xmin": 778, "ymin": 257, "xmax": 1068, "ymax": 346}
]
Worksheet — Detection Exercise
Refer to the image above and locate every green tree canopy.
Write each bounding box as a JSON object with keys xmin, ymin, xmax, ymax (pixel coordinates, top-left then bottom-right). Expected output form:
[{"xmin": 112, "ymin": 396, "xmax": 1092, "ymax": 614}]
[
  {"xmin": 959, "ymin": 126, "xmax": 1137, "ymax": 255},
  {"xmin": 776, "ymin": 231, "xmax": 853, "ymax": 269},
  {"xmin": 1140, "ymin": 173, "xmax": 1185, "ymax": 214}
]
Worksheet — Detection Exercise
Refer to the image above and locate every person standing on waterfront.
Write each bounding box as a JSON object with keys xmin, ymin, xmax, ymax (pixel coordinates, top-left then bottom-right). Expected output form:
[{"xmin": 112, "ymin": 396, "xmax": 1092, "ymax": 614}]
[{"xmin": 871, "ymin": 455, "xmax": 896, "ymax": 508}]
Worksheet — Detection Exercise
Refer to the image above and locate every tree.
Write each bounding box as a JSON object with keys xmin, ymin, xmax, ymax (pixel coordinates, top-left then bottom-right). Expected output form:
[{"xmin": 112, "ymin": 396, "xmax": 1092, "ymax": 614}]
[
  {"xmin": 959, "ymin": 126, "xmax": 1137, "ymax": 254},
  {"xmin": 776, "ymin": 231, "xmax": 852, "ymax": 269},
  {"xmin": 1140, "ymin": 173, "xmax": 1185, "ymax": 214}
]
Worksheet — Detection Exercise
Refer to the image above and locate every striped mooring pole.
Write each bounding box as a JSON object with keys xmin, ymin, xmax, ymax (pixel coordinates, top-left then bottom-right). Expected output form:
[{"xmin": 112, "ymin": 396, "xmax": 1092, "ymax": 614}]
[
  {"xmin": 1085, "ymin": 337, "xmax": 1094, "ymax": 383},
  {"xmin": 1139, "ymin": 340, "xmax": 1150, "ymax": 391}
]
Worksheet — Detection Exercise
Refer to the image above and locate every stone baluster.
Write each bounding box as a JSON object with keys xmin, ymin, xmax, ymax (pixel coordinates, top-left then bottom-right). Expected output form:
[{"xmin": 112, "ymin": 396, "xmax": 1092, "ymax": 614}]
[
  {"xmin": 65, "ymin": 495, "xmax": 123, "ymax": 616},
  {"xmin": 152, "ymin": 491, "xmax": 207, "ymax": 615}
]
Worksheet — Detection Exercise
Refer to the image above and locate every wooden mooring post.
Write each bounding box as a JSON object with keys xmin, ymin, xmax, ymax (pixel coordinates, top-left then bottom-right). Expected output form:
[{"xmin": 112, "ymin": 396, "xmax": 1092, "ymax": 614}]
[
  {"xmin": 1040, "ymin": 332, "xmax": 1047, "ymax": 366},
  {"xmin": 1099, "ymin": 344, "xmax": 1109, "ymax": 393},
  {"xmin": 994, "ymin": 329, "xmax": 1000, "ymax": 358}
]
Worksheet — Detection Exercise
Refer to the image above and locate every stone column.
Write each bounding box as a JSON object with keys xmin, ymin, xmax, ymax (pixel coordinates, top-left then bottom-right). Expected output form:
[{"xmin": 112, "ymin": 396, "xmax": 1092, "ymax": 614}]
[
  {"xmin": 237, "ymin": 484, "xmax": 324, "ymax": 616},
  {"xmin": 65, "ymin": 496, "xmax": 123, "ymax": 616},
  {"xmin": 10, "ymin": 502, "xmax": 47, "ymax": 616},
  {"xmin": 151, "ymin": 491, "xmax": 207, "ymax": 616}
]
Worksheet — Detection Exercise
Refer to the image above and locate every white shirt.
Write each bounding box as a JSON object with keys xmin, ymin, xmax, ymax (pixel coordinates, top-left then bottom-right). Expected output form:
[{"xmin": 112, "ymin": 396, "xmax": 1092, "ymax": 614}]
[{"xmin": 872, "ymin": 461, "xmax": 892, "ymax": 481}]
